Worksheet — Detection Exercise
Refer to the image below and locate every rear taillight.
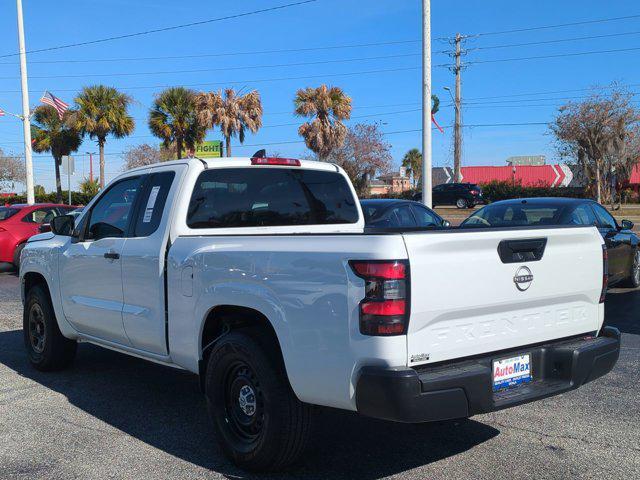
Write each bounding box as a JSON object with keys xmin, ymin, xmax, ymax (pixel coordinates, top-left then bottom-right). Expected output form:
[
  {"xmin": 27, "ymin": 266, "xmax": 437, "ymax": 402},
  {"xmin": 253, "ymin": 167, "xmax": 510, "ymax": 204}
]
[
  {"xmin": 600, "ymin": 245, "xmax": 608, "ymax": 303},
  {"xmin": 251, "ymin": 157, "xmax": 301, "ymax": 166},
  {"xmin": 350, "ymin": 260, "xmax": 409, "ymax": 336}
]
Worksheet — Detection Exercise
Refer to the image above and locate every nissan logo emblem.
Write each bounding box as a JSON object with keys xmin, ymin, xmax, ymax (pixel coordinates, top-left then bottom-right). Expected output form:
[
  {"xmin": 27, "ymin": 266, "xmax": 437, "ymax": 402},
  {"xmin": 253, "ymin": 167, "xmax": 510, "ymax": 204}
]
[{"xmin": 514, "ymin": 266, "xmax": 533, "ymax": 291}]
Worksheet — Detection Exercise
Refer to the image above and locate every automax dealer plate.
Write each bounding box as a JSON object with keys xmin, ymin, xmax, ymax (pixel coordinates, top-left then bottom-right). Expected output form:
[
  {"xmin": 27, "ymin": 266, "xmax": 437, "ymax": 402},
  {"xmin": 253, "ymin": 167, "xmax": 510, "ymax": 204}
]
[{"xmin": 492, "ymin": 354, "xmax": 531, "ymax": 391}]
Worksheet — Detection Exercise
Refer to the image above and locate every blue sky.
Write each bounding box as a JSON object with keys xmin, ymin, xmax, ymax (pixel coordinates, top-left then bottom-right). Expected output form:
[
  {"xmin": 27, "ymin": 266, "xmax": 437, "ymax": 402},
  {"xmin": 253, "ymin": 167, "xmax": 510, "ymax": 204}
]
[{"xmin": 0, "ymin": 0, "xmax": 638, "ymax": 191}]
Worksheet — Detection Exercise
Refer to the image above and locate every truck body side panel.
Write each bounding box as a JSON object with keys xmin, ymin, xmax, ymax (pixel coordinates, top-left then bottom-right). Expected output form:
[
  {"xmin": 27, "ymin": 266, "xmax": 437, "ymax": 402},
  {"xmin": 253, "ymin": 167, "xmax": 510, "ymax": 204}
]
[{"xmin": 167, "ymin": 234, "xmax": 408, "ymax": 411}]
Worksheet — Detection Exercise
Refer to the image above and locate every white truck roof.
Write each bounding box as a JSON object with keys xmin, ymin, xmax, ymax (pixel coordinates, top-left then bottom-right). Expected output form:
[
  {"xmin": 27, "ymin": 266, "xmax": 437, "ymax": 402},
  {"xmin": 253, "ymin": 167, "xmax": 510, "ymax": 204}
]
[{"xmin": 125, "ymin": 157, "xmax": 340, "ymax": 174}]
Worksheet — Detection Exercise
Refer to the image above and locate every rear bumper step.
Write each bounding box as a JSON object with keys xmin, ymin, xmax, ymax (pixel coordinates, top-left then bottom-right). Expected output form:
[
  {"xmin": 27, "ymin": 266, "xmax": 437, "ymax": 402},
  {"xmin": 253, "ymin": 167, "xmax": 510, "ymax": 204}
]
[{"xmin": 355, "ymin": 326, "xmax": 621, "ymax": 423}]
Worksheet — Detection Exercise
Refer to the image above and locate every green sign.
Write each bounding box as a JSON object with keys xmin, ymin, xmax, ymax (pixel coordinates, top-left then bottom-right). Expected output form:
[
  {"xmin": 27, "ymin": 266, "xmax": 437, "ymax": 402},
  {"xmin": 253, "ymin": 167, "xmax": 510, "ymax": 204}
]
[{"xmin": 182, "ymin": 140, "xmax": 223, "ymax": 158}]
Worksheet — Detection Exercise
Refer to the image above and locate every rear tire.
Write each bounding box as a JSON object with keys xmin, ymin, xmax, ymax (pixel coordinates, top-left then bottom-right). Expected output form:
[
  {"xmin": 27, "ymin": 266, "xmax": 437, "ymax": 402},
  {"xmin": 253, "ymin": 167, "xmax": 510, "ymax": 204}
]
[
  {"xmin": 23, "ymin": 285, "xmax": 77, "ymax": 371},
  {"xmin": 455, "ymin": 198, "xmax": 468, "ymax": 209},
  {"xmin": 621, "ymin": 249, "xmax": 640, "ymax": 288},
  {"xmin": 205, "ymin": 329, "xmax": 311, "ymax": 472}
]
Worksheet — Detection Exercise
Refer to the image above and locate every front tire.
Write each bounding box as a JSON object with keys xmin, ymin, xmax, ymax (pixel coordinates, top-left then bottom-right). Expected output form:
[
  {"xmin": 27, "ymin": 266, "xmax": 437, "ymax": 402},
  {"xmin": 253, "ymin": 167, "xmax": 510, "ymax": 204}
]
[
  {"xmin": 23, "ymin": 285, "xmax": 77, "ymax": 371},
  {"xmin": 455, "ymin": 198, "xmax": 468, "ymax": 209},
  {"xmin": 622, "ymin": 249, "xmax": 640, "ymax": 288},
  {"xmin": 205, "ymin": 329, "xmax": 311, "ymax": 472}
]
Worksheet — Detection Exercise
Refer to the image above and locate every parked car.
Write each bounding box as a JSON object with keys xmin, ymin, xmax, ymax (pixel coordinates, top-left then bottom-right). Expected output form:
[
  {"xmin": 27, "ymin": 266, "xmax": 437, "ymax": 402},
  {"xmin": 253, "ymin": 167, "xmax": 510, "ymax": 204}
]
[
  {"xmin": 413, "ymin": 183, "xmax": 486, "ymax": 209},
  {"xmin": 360, "ymin": 199, "xmax": 450, "ymax": 229},
  {"xmin": 20, "ymin": 158, "xmax": 619, "ymax": 471},
  {"xmin": 38, "ymin": 207, "xmax": 84, "ymax": 233},
  {"xmin": 0, "ymin": 203, "xmax": 77, "ymax": 270},
  {"xmin": 461, "ymin": 197, "xmax": 640, "ymax": 288}
]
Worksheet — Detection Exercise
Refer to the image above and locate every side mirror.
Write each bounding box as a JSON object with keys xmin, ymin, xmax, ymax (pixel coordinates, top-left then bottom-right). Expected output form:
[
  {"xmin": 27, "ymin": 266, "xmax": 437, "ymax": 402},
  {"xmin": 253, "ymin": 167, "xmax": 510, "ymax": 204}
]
[
  {"xmin": 621, "ymin": 219, "xmax": 634, "ymax": 230},
  {"xmin": 442, "ymin": 220, "xmax": 451, "ymax": 228},
  {"xmin": 50, "ymin": 215, "xmax": 75, "ymax": 236}
]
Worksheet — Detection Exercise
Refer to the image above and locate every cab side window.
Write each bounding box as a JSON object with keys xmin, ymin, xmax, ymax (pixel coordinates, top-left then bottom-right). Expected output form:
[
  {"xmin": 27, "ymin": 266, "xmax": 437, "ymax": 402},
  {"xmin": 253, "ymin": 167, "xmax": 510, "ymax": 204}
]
[
  {"xmin": 86, "ymin": 177, "xmax": 143, "ymax": 240},
  {"xmin": 133, "ymin": 171, "xmax": 175, "ymax": 237}
]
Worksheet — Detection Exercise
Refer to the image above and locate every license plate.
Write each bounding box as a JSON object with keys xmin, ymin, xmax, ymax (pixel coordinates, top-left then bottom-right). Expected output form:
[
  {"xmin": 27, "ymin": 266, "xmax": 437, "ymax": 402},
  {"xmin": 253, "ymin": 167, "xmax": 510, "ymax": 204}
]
[{"xmin": 492, "ymin": 354, "xmax": 531, "ymax": 391}]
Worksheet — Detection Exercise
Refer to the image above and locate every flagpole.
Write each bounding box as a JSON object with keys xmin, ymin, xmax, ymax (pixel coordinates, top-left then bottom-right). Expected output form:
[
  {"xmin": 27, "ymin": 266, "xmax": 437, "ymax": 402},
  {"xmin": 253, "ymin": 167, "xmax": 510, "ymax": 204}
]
[{"xmin": 16, "ymin": 0, "xmax": 35, "ymax": 205}]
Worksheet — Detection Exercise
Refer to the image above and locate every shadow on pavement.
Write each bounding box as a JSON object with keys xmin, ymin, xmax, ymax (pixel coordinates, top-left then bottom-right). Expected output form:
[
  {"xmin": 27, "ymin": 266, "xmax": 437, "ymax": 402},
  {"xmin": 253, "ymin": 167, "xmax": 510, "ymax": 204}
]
[
  {"xmin": 0, "ymin": 329, "xmax": 499, "ymax": 479},
  {"xmin": 604, "ymin": 287, "xmax": 640, "ymax": 335}
]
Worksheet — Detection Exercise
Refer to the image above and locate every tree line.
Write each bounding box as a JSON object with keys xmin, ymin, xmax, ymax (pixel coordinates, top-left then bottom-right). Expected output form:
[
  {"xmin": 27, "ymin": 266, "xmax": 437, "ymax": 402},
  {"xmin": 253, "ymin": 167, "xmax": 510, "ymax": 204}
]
[
  {"xmin": 27, "ymin": 83, "xmax": 368, "ymax": 203},
  {"xmin": 7, "ymin": 83, "xmax": 640, "ymax": 204}
]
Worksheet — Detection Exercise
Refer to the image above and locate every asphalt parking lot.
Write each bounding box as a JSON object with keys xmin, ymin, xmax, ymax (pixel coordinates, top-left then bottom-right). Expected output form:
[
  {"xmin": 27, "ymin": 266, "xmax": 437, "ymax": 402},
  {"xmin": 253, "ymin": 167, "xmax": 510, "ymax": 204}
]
[{"xmin": 0, "ymin": 271, "xmax": 638, "ymax": 480}]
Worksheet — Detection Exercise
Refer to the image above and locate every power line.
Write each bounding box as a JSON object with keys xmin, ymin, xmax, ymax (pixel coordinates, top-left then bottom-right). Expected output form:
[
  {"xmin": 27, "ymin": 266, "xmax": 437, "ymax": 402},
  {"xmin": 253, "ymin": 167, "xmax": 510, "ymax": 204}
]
[
  {"xmin": 0, "ymin": 0, "xmax": 318, "ymax": 59},
  {"xmin": 0, "ymin": 53, "xmax": 421, "ymax": 80},
  {"xmin": 0, "ymin": 66, "xmax": 421, "ymax": 94},
  {"xmin": 0, "ymin": 40, "xmax": 422, "ymax": 66},
  {"xmin": 437, "ymin": 46, "xmax": 640, "ymax": 67},
  {"xmin": 466, "ymin": 83, "xmax": 640, "ymax": 100},
  {"xmin": 466, "ymin": 30, "xmax": 640, "ymax": 51},
  {"xmin": 465, "ymin": 13, "xmax": 640, "ymax": 38}
]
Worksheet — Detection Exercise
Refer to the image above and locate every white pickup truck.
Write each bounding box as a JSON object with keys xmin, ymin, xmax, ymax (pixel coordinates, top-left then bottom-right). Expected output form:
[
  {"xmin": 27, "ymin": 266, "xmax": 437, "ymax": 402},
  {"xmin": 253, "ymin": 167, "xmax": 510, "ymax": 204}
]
[{"xmin": 20, "ymin": 156, "xmax": 620, "ymax": 471}]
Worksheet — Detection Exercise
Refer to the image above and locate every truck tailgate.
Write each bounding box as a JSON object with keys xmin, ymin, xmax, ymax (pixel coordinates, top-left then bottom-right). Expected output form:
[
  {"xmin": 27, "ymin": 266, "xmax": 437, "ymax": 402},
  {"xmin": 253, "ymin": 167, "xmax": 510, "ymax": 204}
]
[{"xmin": 403, "ymin": 227, "xmax": 604, "ymax": 366}]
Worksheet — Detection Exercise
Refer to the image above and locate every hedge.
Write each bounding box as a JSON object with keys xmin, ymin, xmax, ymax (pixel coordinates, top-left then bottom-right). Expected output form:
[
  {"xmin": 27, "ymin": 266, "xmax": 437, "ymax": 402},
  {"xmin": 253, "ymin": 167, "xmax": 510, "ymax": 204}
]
[
  {"xmin": 1, "ymin": 191, "xmax": 96, "ymax": 206},
  {"xmin": 478, "ymin": 180, "xmax": 587, "ymax": 202},
  {"xmin": 371, "ymin": 181, "xmax": 588, "ymax": 203}
]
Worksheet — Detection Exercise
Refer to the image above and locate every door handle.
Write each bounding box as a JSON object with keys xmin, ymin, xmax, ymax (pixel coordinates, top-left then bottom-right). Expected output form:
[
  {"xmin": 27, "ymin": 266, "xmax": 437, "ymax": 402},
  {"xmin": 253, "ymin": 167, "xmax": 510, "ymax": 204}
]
[{"xmin": 104, "ymin": 252, "xmax": 120, "ymax": 260}]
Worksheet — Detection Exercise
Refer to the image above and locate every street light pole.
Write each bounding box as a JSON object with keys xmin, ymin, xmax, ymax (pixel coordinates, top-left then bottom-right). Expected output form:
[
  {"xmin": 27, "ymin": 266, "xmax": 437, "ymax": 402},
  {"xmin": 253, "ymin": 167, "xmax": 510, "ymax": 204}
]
[
  {"xmin": 16, "ymin": 0, "xmax": 34, "ymax": 205},
  {"xmin": 421, "ymin": 0, "xmax": 432, "ymax": 208}
]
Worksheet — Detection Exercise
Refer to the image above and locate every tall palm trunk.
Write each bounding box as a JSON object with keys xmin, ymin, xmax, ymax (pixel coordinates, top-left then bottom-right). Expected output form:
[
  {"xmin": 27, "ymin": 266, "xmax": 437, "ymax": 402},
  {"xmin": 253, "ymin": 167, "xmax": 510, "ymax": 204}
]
[
  {"xmin": 225, "ymin": 136, "xmax": 231, "ymax": 157},
  {"xmin": 54, "ymin": 156, "xmax": 63, "ymax": 203},
  {"xmin": 98, "ymin": 138, "xmax": 106, "ymax": 189},
  {"xmin": 176, "ymin": 137, "xmax": 183, "ymax": 159}
]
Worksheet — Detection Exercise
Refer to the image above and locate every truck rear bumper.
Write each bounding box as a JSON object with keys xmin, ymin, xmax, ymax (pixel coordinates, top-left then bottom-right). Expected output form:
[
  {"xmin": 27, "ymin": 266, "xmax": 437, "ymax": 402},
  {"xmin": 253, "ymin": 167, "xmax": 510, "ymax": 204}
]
[{"xmin": 355, "ymin": 326, "xmax": 621, "ymax": 423}]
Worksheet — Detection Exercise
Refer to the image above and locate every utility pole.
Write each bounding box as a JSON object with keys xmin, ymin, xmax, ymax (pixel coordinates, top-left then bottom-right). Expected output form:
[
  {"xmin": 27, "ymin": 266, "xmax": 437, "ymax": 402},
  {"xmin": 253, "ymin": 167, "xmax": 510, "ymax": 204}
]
[
  {"xmin": 453, "ymin": 33, "xmax": 463, "ymax": 183},
  {"xmin": 16, "ymin": 0, "xmax": 34, "ymax": 205},
  {"xmin": 421, "ymin": 0, "xmax": 432, "ymax": 208}
]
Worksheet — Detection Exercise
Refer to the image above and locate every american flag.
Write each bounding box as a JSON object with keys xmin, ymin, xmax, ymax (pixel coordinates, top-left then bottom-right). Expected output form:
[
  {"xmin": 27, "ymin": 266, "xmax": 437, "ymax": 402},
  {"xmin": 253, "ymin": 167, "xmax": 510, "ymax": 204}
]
[{"xmin": 40, "ymin": 91, "xmax": 69, "ymax": 119}]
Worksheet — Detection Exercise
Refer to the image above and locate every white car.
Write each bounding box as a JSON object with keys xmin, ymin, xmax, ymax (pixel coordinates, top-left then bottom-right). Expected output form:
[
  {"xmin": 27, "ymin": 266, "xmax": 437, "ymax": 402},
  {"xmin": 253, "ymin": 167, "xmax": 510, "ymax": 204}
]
[{"xmin": 20, "ymin": 156, "xmax": 620, "ymax": 471}]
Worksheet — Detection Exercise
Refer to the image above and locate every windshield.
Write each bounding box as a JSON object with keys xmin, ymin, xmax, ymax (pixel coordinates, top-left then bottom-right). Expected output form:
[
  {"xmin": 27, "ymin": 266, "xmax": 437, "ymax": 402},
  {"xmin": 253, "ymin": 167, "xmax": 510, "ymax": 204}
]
[
  {"xmin": 461, "ymin": 202, "xmax": 573, "ymax": 228},
  {"xmin": 0, "ymin": 207, "xmax": 20, "ymax": 221}
]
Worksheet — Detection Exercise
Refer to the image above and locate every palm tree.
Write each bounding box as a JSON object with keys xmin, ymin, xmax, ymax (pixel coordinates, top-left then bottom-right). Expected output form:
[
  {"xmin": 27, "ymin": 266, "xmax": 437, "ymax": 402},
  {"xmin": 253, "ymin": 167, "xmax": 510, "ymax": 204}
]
[
  {"xmin": 31, "ymin": 105, "xmax": 82, "ymax": 203},
  {"xmin": 148, "ymin": 87, "xmax": 206, "ymax": 159},
  {"xmin": 402, "ymin": 148, "xmax": 423, "ymax": 188},
  {"xmin": 294, "ymin": 85, "xmax": 352, "ymax": 160},
  {"xmin": 69, "ymin": 85, "xmax": 135, "ymax": 188},
  {"xmin": 195, "ymin": 89, "xmax": 263, "ymax": 157}
]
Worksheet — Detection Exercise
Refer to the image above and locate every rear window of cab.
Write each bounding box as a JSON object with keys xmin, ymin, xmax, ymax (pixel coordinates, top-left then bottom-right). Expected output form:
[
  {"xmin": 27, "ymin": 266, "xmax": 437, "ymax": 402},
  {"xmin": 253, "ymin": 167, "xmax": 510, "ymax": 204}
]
[{"xmin": 187, "ymin": 168, "xmax": 359, "ymax": 229}]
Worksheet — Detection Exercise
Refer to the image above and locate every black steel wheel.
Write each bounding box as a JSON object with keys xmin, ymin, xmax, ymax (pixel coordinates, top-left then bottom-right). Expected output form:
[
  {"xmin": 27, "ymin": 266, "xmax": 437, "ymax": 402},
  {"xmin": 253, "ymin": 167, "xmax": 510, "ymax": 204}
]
[
  {"xmin": 23, "ymin": 284, "xmax": 77, "ymax": 371},
  {"xmin": 205, "ymin": 329, "xmax": 311, "ymax": 472}
]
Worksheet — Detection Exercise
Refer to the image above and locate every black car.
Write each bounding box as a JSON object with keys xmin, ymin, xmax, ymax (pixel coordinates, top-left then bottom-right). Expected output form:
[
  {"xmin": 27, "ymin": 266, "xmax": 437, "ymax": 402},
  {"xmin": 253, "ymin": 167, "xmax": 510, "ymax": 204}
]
[
  {"xmin": 360, "ymin": 199, "xmax": 450, "ymax": 229},
  {"xmin": 461, "ymin": 197, "xmax": 640, "ymax": 288},
  {"xmin": 413, "ymin": 183, "xmax": 485, "ymax": 209}
]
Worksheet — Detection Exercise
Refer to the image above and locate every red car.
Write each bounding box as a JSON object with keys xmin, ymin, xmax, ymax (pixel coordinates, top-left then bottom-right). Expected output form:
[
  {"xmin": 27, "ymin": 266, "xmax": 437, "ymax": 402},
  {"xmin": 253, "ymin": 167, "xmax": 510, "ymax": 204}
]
[{"xmin": 0, "ymin": 203, "xmax": 77, "ymax": 270}]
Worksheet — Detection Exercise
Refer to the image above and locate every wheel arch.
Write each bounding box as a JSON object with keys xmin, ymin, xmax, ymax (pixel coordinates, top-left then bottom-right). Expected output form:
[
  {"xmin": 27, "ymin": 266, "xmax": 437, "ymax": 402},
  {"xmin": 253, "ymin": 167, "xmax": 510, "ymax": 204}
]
[
  {"xmin": 197, "ymin": 304, "xmax": 288, "ymax": 392},
  {"xmin": 22, "ymin": 271, "xmax": 50, "ymax": 303}
]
